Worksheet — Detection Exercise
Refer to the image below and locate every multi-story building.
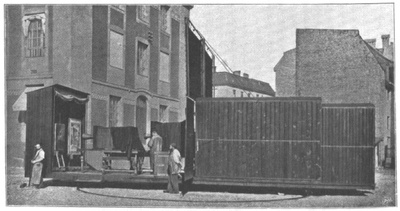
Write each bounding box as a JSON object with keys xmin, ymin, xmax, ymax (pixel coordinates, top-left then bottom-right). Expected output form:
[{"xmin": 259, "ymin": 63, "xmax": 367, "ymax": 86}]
[
  {"xmin": 213, "ymin": 71, "xmax": 275, "ymax": 98},
  {"xmin": 274, "ymin": 29, "xmax": 395, "ymax": 167},
  {"xmin": 273, "ymin": 49, "xmax": 296, "ymax": 97},
  {"xmin": 5, "ymin": 5, "xmax": 207, "ymax": 167}
]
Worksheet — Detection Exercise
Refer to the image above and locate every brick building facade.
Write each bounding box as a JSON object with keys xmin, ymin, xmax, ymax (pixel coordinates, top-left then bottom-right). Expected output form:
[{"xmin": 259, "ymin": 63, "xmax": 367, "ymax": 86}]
[
  {"xmin": 6, "ymin": 5, "xmax": 194, "ymax": 167},
  {"xmin": 274, "ymin": 29, "xmax": 395, "ymax": 167},
  {"xmin": 213, "ymin": 71, "xmax": 275, "ymax": 98},
  {"xmin": 273, "ymin": 49, "xmax": 295, "ymax": 97}
]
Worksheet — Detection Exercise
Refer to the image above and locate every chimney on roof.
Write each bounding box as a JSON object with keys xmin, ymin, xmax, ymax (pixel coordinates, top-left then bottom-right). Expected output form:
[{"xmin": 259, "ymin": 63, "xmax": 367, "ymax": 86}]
[
  {"xmin": 365, "ymin": 39, "xmax": 376, "ymax": 48},
  {"xmin": 243, "ymin": 73, "xmax": 249, "ymax": 78},
  {"xmin": 382, "ymin": 34, "xmax": 390, "ymax": 50},
  {"xmin": 233, "ymin": 70, "xmax": 241, "ymax": 76}
]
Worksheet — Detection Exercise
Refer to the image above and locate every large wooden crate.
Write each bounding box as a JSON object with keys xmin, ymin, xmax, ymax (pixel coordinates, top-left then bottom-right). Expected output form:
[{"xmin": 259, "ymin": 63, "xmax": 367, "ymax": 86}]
[
  {"xmin": 195, "ymin": 97, "xmax": 322, "ymax": 182},
  {"xmin": 154, "ymin": 152, "xmax": 169, "ymax": 176},
  {"xmin": 193, "ymin": 98, "xmax": 375, "ymax": 189},
  {"xmin": 321, "ymin": 104, "xmax": 375, "ymax": 188}
]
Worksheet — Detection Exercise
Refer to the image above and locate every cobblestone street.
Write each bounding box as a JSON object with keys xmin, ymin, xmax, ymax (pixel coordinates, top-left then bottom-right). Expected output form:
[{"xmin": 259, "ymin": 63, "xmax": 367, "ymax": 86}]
[{"xmin": 6, "ymin": 167, "xmax": 396, "ymax": 208}]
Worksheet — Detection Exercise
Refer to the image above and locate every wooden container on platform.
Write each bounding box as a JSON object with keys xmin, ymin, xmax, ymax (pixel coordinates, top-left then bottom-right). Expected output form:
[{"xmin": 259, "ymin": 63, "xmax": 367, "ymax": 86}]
[
  {"xmin": 154, "ymin": 152, "xmax": 169, "ymax": 176},
  {"xmin": 192, "ymin": 98, "xmax": 375, "ymax": 190}
]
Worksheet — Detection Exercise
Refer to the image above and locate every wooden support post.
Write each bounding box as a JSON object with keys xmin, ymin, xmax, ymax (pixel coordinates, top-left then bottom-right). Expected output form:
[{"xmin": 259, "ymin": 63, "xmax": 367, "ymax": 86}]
[{"xmin": 200, "ymin": 38, "xmax": 206, "ymax": 98}]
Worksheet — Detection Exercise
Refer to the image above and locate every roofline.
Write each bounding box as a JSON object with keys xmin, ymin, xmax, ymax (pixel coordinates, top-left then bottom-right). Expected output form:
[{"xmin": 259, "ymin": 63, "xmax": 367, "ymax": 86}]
[
  {"xmin": 213, "ymin": 72, "xmax": 275, "ymax": 96},
  {"xmin": 363, "ymin": 40, "xmax": 394, "ymax": 64}
]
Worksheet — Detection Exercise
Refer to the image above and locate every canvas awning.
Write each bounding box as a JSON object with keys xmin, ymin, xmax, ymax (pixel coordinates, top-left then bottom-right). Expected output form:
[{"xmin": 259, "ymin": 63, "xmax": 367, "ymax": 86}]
[
  {"xmin": 12, "ymin": 86, "xmax": 44, "ymax": 111},
  {"xmin": 55, "ymin": 90, "xmax": 88, "ymax": 104}
]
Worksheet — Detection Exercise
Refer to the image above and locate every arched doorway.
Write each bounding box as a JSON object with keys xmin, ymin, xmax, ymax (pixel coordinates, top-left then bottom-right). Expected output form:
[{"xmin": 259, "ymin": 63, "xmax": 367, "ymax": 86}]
[{"xmin": 136, "ymin": 96, "xmax": 147, "ymax": 144}]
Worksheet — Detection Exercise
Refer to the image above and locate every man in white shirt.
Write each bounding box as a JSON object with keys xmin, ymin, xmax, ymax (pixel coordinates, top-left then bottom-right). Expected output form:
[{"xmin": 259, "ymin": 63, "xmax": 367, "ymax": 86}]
[{"xmin": 30, "ymin": 143, "xmax": 45, "ymax": 188}]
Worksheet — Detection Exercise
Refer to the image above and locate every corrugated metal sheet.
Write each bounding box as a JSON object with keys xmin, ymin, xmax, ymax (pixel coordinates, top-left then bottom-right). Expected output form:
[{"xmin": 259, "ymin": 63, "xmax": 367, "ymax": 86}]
[
  {"xmin": 195, "ymin": 98, "xmax": 322, "ymax": 181},
  {"xmin": 321, "ymin": 104, "xmax": 375, "ymax": 187}
]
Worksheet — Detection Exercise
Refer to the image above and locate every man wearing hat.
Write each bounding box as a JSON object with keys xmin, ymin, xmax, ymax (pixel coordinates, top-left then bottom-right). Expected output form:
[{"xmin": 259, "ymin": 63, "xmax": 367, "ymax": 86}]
[
  {"xmin": 30, "ymin": 143, "xmax": 45, "ymax": 188},
  {"xmin": 164, "ymin": 143, "xmax": 182, "ymax": 194}
]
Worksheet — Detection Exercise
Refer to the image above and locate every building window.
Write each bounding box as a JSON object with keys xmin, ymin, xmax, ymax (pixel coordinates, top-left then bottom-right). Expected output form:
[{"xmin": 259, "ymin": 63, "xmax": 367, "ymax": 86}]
[
  {"xmin": 109, "ymin": 95, "xmax": 121, "ymax": 127},
  {"xmin": 160, "ymin": 6, "xmax": 171, "ymax": 34},
  {"xmin": 256, "ymin": 94, "xmax": 259, "ymax": 97},
  {"xmin": 248, "ymin": 93, "xmax": 251, "ymax": 97},
  {"xmin": 26, "ymin": 19, "xmax": 45, "ymax": 57},
  {"xmin": 112, "ymin": 5, "xmax": 125, "ymax": 11},
  {"xmin": 241, "ymin": 91, "xmax": 244, "ymax": 97},
  {"xmin": 387, "ymin": 91, "xmax": 392, "ymax": 102},
  {"xmin": 137, "ymin": 6, "xmax": 150, "ymax": 25},
  {"xmin": 159, "ymin": 105, "xmax": 168, "ymax": 122},
  {"xmin": 110, "ymin": 7, "xmax": 124, "ymax": 29},
  {"xmin": 109, "ymin": 31, "xmax": 124, "ymax": 69},
  {"xmin": 159, "ymin": 52, "xmax": 170, "ymax": 82},
  {"xmin": 233, "ymin": 89, "xmax": 236, "ymax": 97},
  {"xmin": 137, "ymin": 41, "xmax": 150, "ymax": 76}
]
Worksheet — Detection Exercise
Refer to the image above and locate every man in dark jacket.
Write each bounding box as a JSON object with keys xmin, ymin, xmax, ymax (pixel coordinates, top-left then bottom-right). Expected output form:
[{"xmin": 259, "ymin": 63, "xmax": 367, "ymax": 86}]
[{"xmin": 164, "ymin": 143, "xmax": 182, "ymax": 194}]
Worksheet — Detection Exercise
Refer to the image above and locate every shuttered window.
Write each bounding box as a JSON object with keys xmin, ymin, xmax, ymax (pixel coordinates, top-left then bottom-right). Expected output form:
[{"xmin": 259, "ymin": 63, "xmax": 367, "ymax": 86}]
[
  {"xmin": 137, "ymin": 41, "xmax": 149, "ymax": 76},
  {"xmin": 137, "ymin": 6, "xmax": 150, "ymax": 25},
  {"xmin": 109, "ymin": 31, "xmax": 124, "ymax": 69},
  {"xmin": 159, "ymin": 52, "xmax": 170, "ymax": 82},
  {"xmin": 26, "ymin": 19, "xmax": 45, "ymax": 57}
]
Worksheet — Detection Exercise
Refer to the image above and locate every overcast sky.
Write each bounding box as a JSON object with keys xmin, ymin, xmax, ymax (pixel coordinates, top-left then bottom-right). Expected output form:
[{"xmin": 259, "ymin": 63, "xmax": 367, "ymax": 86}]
[{"xmin": 190, "ymin": 4, "xmax": 394, "ymax": 90}]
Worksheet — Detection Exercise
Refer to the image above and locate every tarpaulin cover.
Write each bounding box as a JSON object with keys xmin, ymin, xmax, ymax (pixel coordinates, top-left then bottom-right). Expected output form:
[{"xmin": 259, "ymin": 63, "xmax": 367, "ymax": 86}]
[
  {"xmin": 93, "ymin": 126, "xmax": 113, "ymax": 150},
  {"xmin": 151, "ymin": 121, "xmax": 185, "ymax": 154},
  {"xmin": 93, "ymin": 126, "xmax": 145, "ymax": 159},
  {"xmin": 55, "ymin": 90, "xmax": 88, "ymax": 104}
]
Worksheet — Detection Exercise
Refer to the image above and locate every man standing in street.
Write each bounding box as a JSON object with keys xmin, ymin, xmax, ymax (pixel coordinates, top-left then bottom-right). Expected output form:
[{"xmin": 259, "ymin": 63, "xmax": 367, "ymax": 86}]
[
  {"xmin": 30, "ymin": 143, "xmax": 45, "ymax": 189},
  {"xmin": 164, "ymin": 143, "xmax": 182, "ymax": 194},
  {"xmin": 147, "ymin": 130, "xmax": 163, "ymax": 173}
]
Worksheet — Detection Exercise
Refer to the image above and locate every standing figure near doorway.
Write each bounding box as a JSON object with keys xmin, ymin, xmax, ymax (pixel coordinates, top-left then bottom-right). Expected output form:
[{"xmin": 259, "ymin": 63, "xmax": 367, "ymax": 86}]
[
  {"xmin": 30, "ymin": 143, "xmax": 45, "ymax": 188},
  {"xmin": 148, "ymin": 130, "xmax": 163, "ymax": 173}
]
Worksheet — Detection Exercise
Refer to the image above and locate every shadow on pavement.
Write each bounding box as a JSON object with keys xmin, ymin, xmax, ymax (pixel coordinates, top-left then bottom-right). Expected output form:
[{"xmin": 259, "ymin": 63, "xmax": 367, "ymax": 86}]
[
  {"xmin": 42, "ymin": 180, "xmax": 371, "ymax": 197},
  {"xmin": 75, "ymin": 187, "xmax": 308, "ymax": 203}
]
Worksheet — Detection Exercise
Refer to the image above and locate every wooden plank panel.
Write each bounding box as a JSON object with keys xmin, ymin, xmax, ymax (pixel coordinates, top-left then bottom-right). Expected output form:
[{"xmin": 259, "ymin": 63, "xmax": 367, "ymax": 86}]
[
  {"xmin": 288, "ymin": 100, "xmax": 293, "ymax": 141},
  {"xmin": 305, "ymin": 101, "xmax": 310, "ymax": 140},
  {"xmin": 265, "ymin": 103, "xmax": 272, "ymax": 140},
  {"xmin": 301, "ymin": 100, "xmax": 307, "ymax": 140},
  {"xmin": 203, "ymin": 101, "xmax": 208, "ymax": 139},
  {"xmin": 253, "ymin": 101, "xmax": 259, "ymax": 140},
  {"xmin": 244, "ymin": 101, "xmax": 250, "ymax": 139},
  {"xmin": 293, "ymin": 101, "xmax": 298, "ymax": 140},
  {"xmin": 237, "ymin": 101, "xmax": 242, "ymax": 140},
  {"xmin": 270, "ymin": 101, "xmax": 275, "ymax": 140},
  {"xmin": 255, "ymin": 102, "xmax": 261, "ymax": 140},
  {"xmin": 278, "ymin": 101, "xmax": 283, "ymax": 140},
  {"xmin": 226, "ymin": 101, "xmax": 232, "ymax": 139},
  {"xmin": 207, "ymin": 101, "xmax": 212, "ymax": 140},
  {"xmin": 233, "ymin": 101, "xmax": 238, "ymax": 141}
]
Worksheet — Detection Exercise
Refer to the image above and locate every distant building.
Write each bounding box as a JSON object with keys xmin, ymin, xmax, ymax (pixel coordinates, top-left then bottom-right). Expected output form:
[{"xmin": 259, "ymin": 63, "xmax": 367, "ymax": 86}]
[
  {"xmin": 273, "ymin": 49, "xmax": 296, "ymax": 97},
  {"xmin": 6, "ymin": 5, "xmax": 213, "ymax": 167},
  {"xmin": 213, "ymin": 71, "xmax": 275, "ymax": 98},
  {"xmin": 274, "ymin": 29, "xmax": 394, "ymax": 167}
]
